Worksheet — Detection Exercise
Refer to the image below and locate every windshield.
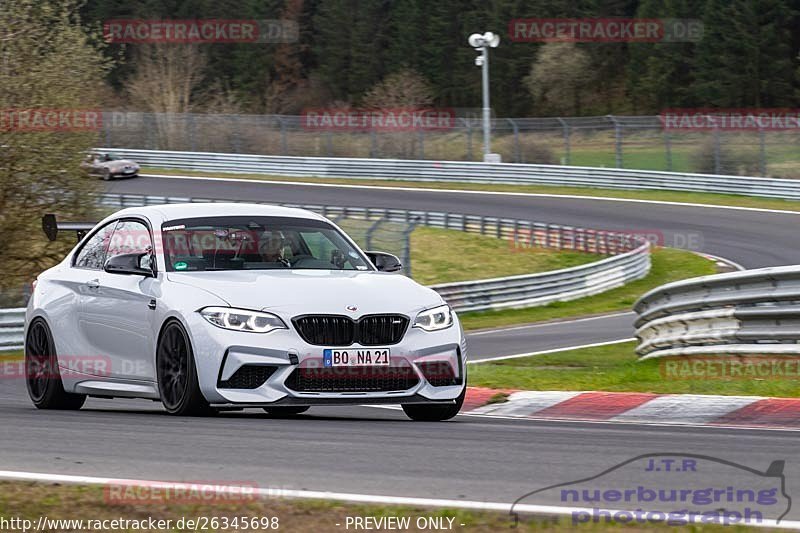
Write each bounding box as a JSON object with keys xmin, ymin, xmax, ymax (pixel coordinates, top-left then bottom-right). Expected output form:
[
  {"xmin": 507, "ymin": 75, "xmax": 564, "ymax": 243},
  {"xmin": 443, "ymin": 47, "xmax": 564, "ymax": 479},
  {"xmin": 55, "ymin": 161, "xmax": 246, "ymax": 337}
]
[{"xmin": 161, "ymin": 216, "xmax": 372, "ymax": 272}]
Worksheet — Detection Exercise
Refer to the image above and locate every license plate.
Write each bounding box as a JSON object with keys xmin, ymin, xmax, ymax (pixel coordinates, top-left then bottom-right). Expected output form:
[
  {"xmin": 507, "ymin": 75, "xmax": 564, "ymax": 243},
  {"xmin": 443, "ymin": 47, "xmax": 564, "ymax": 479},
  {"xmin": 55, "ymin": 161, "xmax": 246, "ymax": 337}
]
[{"xmin": 323, "ymin": 348, "xmax": 391, "ymax": 367}]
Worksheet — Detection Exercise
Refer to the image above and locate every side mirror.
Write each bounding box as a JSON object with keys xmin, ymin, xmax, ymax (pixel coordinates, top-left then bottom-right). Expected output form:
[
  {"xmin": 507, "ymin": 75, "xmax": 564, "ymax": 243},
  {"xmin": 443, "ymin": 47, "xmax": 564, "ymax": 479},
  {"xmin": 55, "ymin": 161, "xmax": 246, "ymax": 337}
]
[
  {"xmin": 365, "ymin": 251, "xmax": 403, "ymax": 273},
  {"xmin": 104, "ymin": 253, "xmax": 154, "ymax": 277}
]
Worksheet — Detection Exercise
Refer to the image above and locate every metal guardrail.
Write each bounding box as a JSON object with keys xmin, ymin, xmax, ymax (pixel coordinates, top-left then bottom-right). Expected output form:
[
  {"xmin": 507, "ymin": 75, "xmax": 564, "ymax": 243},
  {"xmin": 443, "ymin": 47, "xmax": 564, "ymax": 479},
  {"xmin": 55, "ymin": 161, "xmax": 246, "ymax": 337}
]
[
  {"xmin": 0, "ymin": 308, "xmax": 25, "ymax": 352},
  {"xmin": 0, "ymin": 195, "xmax": 650, "ymax": 351},
  {"xmin": 101, "ymin": 148, "xmax": 800, "ymax": 200},
  {"xmin": 435, "ymin": 243, "xmax": 649, "ymax": 313},
  {"xmin": 634, "ymin": 266, "xmax": 800, "ymax": 359}
]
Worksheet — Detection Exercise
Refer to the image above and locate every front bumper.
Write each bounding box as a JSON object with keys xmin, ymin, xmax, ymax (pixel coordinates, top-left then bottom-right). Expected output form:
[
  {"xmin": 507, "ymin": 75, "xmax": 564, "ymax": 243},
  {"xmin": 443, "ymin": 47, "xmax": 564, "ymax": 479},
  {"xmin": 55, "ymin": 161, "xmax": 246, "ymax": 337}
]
[{"xmin": 185, "ymin": 312, "xmax": 468, "ymax": 406}]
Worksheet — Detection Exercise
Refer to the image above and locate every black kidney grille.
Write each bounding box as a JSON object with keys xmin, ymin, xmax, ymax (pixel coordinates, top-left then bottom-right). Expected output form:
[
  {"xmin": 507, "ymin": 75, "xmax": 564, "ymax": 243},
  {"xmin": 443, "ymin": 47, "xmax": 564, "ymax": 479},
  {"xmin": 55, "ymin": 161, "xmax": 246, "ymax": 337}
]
[
  {"xmin": 293, "ymin": 315, "xmax": 354, "ymax": 346},
  {"xmin": 358, "ymin": 315, "xmax": 409, "ymax": 346},
  {"xmin": 285, "ymin": 365, "xmax": 419, "ymax": 392},
  {"xmin": 293, "ymin": 315, "xmax": 408, "ymax": 346},
  {"xmin": 219, "ymin": 365, "xmax": 277, "ymax": 389}
]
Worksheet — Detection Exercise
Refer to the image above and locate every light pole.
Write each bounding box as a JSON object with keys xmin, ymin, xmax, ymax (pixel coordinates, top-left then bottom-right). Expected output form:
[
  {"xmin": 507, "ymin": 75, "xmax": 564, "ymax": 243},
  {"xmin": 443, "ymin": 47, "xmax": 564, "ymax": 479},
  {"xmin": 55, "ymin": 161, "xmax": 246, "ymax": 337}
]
[{"xmin": 468, "ymin": 31, "xmax": 500, "ymax": 162}]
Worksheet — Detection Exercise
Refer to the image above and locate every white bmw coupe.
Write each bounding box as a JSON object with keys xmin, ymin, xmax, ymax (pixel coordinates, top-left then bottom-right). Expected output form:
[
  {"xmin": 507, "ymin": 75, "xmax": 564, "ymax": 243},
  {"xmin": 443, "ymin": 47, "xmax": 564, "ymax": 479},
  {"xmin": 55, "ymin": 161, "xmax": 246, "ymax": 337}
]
[{"xmin": 25, "ymin": 203, "xmax": 467, "ymax": 420}]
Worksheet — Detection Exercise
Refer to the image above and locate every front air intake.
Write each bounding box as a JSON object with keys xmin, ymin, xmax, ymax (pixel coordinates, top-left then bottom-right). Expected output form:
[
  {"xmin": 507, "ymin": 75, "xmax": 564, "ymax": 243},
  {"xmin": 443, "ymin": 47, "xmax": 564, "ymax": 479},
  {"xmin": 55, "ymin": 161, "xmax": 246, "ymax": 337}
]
[{"xmin": 218, "ymin": 365, "xmax": 277, "ymax": 389}]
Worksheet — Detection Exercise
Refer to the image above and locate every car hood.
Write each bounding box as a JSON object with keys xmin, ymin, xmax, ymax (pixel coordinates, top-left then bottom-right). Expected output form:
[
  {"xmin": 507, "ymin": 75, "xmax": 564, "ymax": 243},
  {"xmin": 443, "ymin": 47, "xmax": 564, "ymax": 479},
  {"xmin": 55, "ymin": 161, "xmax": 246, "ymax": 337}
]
[{"xmin": 166, "ymin": 269, "xmax": 445, "ymax": 316}]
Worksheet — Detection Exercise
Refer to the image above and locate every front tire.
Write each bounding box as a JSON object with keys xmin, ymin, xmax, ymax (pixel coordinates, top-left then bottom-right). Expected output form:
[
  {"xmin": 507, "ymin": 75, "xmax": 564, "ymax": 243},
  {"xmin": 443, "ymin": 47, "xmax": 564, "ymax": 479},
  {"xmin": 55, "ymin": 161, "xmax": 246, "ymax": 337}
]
[
  {"xmin": 156, "ymin": 320, "xmax": 211, "ymax": 416},
  {"xmin": 402, "ymin": 387, "xmax": 465, "ymax": 421},
  {"xmin": 25, "ymin": 318, "xmax": 86, "ymax": 410}
]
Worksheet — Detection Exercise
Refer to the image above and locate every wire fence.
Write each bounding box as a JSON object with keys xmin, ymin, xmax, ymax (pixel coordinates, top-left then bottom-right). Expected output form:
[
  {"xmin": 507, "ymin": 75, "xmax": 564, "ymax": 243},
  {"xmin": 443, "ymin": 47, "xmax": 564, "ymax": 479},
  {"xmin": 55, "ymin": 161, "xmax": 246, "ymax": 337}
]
[{"xmin": 99, "ymin": 112, "xmax": 800, "ymax": 178}]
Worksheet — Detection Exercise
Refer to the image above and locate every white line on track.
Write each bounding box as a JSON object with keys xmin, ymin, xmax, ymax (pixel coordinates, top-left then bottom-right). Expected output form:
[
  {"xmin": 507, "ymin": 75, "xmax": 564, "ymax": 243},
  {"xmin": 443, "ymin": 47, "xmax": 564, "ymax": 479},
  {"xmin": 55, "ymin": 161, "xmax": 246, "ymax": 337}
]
[
  {"xmin": 141, "ymin": 173, "xmax": 800, "ymax": 216},
  {"xmin": 1, "ymin": 470, "xmax": 797, "ymax": 529},
  {"xmin": 467, "ymin": 311, "xmax": 634, "ymax": 336},
  {"xmin": 468, "ymin": 338, "xmax": 635, "ymax": 364}
]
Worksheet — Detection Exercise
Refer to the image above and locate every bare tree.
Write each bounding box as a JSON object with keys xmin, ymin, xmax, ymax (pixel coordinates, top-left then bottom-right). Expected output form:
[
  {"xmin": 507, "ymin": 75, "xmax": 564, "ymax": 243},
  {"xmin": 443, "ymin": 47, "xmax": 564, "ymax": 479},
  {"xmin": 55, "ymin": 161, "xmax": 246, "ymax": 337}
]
[
  {"xmin": 0, "ymin": 0, "xmax": 111, "ymax": 299},
  {"xmin": 361, "ymin": 69, "xmax": 435, "ymax": 158},
  {"xmin": 127, "ymin": 44, "xmax": 207, "ymax": 149},
  {"xmin": 361, "ymin": 69, "xmax": 435, "ymax": 109},
  {"xmin": 524, "ymin": 43, "xmax": 595, "ymax": 115}
]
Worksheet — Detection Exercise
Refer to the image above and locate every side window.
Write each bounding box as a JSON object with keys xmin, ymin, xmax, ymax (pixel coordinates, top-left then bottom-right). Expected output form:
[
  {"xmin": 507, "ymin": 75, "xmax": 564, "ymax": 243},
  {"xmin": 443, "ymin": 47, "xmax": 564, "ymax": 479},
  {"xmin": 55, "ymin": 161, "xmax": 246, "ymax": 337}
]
[
  {"xmin": 74, "ymin": 221, "xmax": 117, "ymax": 270},
  {"xmin": 107, "ymin": 220, "xmax": 153, "ymax": 259}
]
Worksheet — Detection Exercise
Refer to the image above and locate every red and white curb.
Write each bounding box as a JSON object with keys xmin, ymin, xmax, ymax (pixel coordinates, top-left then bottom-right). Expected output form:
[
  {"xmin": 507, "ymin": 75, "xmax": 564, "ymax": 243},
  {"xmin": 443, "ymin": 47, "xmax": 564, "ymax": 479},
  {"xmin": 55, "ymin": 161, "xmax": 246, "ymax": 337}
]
[{"xmin": 464, "ymin": 388, "xmax": 800, "ymax": 429}]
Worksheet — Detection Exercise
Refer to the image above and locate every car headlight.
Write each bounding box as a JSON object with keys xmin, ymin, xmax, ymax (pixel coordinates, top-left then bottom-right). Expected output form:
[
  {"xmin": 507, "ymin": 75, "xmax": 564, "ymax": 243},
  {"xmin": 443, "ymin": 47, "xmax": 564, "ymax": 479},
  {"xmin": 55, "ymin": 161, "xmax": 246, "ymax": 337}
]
[
  {"xmin": 200, "ymin": 307, "xmax": 287, "ymax": 333},
  {"xmin": 413, "ymin": 304, "xmax": 453, "ymax": 331}
]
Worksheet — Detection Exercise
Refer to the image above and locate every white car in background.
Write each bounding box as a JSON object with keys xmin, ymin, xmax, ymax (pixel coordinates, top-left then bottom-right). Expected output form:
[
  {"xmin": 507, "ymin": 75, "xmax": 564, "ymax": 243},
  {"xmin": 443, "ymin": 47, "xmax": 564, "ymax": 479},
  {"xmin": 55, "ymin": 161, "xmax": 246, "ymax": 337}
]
[
  {"xmin": 26, "ymin": 204, "xmax": 467, "ymax": 420},
  {"xmin": 80, "ymin": 152, "xmax": 139, "ymax": 180}
]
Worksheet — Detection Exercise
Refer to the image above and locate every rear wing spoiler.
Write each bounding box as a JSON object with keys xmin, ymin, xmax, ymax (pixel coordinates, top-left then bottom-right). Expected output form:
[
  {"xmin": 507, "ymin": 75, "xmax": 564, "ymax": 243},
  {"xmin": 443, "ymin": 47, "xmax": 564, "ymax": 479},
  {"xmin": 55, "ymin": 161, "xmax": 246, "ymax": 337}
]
[{"xmin": 42, "ymin": 214, "xmax": 97, "ymax": 242}]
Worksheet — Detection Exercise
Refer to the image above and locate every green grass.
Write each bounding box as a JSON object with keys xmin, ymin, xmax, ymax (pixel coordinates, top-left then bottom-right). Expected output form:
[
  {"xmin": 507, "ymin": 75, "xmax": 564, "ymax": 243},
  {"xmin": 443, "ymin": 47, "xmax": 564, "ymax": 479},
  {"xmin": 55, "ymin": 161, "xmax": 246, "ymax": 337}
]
[
  {"xmin": 458, "ymin": 247, "xmax": 715, "ymax": 331},
  {"xmin": 0, "ymin": 481, "xmax": 777, "ymax": 532},
  {"xmin": 145, "ymin": 166, "xmax": 800, "ymax": 213},
  {"xmin": 469, "ymin": 341, "xmax": 800, "ymax": 398},
  {"xmin": 410, "ymin": 227, "xmax": 597, "ymax": 286}
]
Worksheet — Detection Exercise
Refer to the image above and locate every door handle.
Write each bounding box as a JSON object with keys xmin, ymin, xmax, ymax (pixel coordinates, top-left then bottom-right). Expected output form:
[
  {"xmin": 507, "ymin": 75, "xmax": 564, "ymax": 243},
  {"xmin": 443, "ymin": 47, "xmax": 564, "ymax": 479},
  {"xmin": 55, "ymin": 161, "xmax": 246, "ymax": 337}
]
[{"xmin": 86, "ymin": 279, "xmax": 100, "ymax": 289}]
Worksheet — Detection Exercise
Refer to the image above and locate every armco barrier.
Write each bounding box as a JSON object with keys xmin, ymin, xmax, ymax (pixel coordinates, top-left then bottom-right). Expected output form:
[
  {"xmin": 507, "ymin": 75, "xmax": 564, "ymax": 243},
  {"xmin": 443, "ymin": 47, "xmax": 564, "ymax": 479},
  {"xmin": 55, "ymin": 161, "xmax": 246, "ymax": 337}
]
[
  {"xmin": 100, "ymin": 148, "xmax": 800, "ymax": 200},
  {"xmin": 0, "ymin": 308, "xmax": 25, "ymax": 352},
  {"xmin": 634, "ymin": 266, "xmax": 800, "ymax": 360},
  {"xmin": 0, "ymin": 195, "xmax": 651, "ymax": 350}
]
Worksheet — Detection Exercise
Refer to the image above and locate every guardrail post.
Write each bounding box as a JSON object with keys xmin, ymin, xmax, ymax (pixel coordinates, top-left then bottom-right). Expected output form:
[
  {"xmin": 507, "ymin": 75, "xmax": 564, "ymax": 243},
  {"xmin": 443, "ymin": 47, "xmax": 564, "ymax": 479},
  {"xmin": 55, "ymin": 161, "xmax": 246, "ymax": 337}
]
[
  {"xmin": 370, "ymin": 131, "xmax": 377, "ymax": 158},
  {"xmin": 325, "ymin": 132, "xmax": 333, "ymax": 157},
  {"xmin": 418, "ymin": 130, "xmax": 425, "ymax": 159},
  {"xmin": 759, "ymin": 128, "xmax": 767, "ymax": 176}
]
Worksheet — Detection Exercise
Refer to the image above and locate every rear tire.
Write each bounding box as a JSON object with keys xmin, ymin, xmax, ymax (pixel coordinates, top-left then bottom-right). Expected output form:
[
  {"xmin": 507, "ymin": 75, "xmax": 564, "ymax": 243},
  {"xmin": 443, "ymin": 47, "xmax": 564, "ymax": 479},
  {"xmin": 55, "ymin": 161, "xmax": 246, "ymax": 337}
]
[
  {"xmin": 25, "ymin": 318, "xmax": 86, "ymax": 410},
  {"xmin": 402, "ymin": 387, "xmax": 465, "ymax": 421},
  {"xmin": 262, "ymin": 406, "xmax": 310, "ymax": 416},
  {"xmin": 101, "ymin": 168, "xmax": 111, "ymax": 181},
  {"xmin": 156, "ymin": 320, "xmax": 212, "ymax": 416}
]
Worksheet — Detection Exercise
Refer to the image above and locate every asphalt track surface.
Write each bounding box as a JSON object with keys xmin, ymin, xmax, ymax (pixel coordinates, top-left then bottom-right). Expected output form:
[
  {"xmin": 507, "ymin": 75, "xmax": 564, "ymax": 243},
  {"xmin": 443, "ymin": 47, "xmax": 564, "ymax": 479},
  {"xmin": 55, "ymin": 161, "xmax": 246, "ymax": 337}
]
[
  {"xmin": 2, "ymin": 378, "xmax": 800, "ymax": 520},
  {"xmin": 7, "ymin": 174, "xmax": 799, "ymax": 518}
]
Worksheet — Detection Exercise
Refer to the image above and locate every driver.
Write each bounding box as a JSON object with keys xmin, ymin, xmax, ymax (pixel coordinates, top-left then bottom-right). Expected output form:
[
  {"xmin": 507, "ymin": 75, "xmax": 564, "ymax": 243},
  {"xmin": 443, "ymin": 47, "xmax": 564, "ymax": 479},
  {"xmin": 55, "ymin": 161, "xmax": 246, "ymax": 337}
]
[{"xmin": 258, "ymin": 231, "xmax": 289, "ymax": 265}]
